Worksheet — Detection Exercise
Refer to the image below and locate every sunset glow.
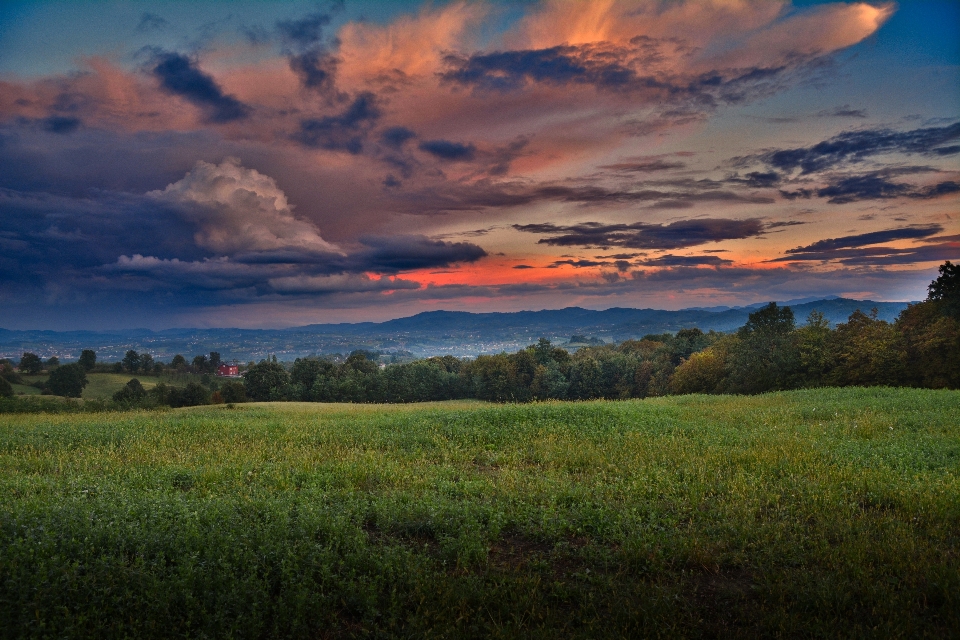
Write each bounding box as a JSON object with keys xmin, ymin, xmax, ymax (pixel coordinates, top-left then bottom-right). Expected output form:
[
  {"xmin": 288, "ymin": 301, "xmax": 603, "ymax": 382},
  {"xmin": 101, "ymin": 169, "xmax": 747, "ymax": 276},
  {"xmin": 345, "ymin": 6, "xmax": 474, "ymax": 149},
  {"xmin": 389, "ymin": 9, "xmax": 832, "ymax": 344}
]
[{"xmin": 0, "ymin": 0, "xmax": 957, "ymax": 329}]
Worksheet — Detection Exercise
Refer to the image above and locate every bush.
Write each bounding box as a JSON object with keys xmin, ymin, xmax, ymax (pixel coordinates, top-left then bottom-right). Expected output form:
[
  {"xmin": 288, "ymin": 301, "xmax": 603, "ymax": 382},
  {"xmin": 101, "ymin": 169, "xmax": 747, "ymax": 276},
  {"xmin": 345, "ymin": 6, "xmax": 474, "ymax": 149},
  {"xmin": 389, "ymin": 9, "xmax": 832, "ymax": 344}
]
[{"xmin": 0, "ymin": 376, "xmax": 12, "ymax": 398}]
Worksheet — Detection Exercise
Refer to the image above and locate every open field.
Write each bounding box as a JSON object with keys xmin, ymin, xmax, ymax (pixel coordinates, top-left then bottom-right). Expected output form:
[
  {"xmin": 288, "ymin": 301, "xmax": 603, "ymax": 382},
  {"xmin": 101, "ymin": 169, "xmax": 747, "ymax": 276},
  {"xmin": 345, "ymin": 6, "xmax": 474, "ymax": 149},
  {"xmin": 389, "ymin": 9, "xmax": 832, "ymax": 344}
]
[{"xmin": 1, "ymin": 388, "xmax": 958, "ymax": 638}]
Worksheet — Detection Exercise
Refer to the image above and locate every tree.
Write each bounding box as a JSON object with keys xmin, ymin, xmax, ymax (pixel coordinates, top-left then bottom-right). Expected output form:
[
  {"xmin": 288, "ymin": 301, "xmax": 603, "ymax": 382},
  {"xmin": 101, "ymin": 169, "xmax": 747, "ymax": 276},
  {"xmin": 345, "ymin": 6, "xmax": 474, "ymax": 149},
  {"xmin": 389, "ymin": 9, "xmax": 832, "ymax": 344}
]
[
  {"xmin": 896, "ymin": 300, "xmax": 960, "ymax": 389},
  {"xmin": 670, "ymin": 344, "xmax": 730, "ymax": 394},
  {"xmin": 18, "ymin": 352, "xmax": 42, "ymax": 375},
  {"xmin": 113, "ymin": 379, "xmax": 147, "ymax": 404},
  {"xmin": 0, "ymin": 375, "xmax": 12, "ymax": 398},
  {"xmin": 122, "ymin": 350, "xmax": 141, "ymax": 374},
  {"xmin": 928, "ymin": 260, "xmax": 960, "ymax": 319},
  {"xmin": 46, "ymin": 356, "xmax": 59, "ymax": 369},
  {"xmin": 168, "ymin": 382, "xmax": 211, "ymax": 408},
  {"xmin": 140, "ymin": 354, "xmax": 154, "ymax": 373},
  {"xmin": 243, "ymin": 360, "xmax": 290, "ymax": 401},
  {"xmin": 220, "ymin": 381, "xmax": 247, "ymax": 403},
  {"xmin": 171, "ymin": 354, "xmax": 187, "ymax": 371},
  {"xmin": 79, "ymin": 349, "xmax": 96, "ymax": 371},
  {"xmin": 726, "ymin": 303, "xmax": 799, "ymax": 394},
  {"xmin": 794, "ymin": 311, "xmax": 833, "ymax": 387},
  {"xmin": 47, "ymin": 363, "xmax": 88, "ymax": 398},
  {"xmin": 828, "ymin": 309, "xmax": 904, "ymax": 387},
  {"xmin": 209, "ymin": 352, "xmax": 222, "ymax": 371},
  {"xmin": 192, "ymin": 354, "xmax": 208, "ymax": 372}
]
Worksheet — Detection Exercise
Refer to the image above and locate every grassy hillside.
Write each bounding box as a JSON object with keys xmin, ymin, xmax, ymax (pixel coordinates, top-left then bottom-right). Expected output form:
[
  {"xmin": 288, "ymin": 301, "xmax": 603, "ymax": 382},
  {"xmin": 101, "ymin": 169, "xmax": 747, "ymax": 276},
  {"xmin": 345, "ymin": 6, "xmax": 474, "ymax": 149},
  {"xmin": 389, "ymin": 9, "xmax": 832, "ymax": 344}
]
[
  {"xmin": 81, "ymin": 372, "xmax": 161, "ymax": 399},
  {"xmin": 1, "ymin": 388, "xmax": 957, "ymax": 638}
]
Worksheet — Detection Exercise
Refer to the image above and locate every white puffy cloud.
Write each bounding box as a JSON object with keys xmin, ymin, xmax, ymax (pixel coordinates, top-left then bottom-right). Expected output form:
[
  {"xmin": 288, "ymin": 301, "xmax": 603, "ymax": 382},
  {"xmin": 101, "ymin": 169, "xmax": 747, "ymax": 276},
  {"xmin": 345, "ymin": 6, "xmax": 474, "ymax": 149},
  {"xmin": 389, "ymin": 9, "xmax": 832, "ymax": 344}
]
[{"xmin": 149, "ymin": 157, "xmax": 340, "ymax": 255}]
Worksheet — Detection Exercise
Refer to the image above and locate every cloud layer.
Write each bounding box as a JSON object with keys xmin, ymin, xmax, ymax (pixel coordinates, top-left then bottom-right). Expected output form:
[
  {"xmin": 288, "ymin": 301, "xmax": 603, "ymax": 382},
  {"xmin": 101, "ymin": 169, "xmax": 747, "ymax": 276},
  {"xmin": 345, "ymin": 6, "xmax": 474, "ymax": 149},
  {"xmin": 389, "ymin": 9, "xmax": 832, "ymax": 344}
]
[{"xmin": 0, "ymin": 0, "xmax": 955, "ymax": 328}]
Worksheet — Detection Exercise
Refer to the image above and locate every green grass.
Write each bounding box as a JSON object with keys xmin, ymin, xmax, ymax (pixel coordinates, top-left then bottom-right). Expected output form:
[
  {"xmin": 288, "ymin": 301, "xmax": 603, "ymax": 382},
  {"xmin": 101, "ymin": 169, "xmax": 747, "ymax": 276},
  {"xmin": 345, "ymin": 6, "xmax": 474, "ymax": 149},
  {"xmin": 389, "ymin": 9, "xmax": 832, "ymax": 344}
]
[
  {"xmin": 1, "ymin": 388, "xmax": 958, "ymax": 638},
  {"xmin": 81, "ymin": 372, "xmax": 161, "ymax": 400}
]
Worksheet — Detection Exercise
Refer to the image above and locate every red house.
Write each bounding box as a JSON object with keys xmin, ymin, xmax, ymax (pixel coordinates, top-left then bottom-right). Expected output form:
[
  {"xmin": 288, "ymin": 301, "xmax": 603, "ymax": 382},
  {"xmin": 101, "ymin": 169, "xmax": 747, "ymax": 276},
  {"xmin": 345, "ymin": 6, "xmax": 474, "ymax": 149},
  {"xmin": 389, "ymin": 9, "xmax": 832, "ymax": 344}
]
[{"xmin": 217, "ymin": 363, "xmax": 240, "ymax": 377}]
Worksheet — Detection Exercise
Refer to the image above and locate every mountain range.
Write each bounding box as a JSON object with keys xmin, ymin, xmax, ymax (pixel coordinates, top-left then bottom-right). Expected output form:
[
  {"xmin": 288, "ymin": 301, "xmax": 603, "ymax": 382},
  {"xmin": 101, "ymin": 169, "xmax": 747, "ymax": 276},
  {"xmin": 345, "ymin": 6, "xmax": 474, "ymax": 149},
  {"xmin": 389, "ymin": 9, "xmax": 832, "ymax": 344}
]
[{"xmin": 0, "ymin": 297, "xmax": 914, "ymax": 362}]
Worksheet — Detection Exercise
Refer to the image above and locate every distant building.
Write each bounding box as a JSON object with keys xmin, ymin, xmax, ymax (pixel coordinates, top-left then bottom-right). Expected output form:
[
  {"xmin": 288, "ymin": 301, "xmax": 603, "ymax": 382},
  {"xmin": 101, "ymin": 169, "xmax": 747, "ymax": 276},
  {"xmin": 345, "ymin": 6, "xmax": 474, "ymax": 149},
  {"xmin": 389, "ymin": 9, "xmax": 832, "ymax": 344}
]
[{"xmin": 217, "ymin": 363, "xmax": 240, "ymax": 377}]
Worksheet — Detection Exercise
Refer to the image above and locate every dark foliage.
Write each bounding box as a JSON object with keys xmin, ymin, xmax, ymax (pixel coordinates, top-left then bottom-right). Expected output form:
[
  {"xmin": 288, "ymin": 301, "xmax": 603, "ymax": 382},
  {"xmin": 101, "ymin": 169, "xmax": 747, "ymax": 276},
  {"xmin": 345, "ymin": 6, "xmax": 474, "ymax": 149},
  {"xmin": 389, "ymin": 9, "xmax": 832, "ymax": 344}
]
[
  {"xmin": 18, "ymin": 352, "xmax": 42, "ymax": 374},
  {"xmin": 47, "ymin": 364, "xmax": 88, "ymax": 398}
]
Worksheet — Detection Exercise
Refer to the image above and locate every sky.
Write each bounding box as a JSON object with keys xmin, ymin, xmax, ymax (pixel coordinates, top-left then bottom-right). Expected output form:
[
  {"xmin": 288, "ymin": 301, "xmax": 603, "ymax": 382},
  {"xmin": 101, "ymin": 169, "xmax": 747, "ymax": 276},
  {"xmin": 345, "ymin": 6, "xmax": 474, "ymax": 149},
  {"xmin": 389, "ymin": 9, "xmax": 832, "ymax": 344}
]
[{"xmin": 0, "ymin": 0, "xmax": 957, "ymax": 330}]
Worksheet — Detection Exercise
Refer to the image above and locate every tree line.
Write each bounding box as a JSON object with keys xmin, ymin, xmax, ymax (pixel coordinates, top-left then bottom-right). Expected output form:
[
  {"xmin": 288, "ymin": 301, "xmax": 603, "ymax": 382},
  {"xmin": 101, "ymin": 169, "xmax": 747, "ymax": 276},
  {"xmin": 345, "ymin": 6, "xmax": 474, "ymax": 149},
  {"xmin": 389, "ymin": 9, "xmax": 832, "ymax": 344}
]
[{"xmin": 2, "ymin": 262, "xmax": 957, "ymax": 407}]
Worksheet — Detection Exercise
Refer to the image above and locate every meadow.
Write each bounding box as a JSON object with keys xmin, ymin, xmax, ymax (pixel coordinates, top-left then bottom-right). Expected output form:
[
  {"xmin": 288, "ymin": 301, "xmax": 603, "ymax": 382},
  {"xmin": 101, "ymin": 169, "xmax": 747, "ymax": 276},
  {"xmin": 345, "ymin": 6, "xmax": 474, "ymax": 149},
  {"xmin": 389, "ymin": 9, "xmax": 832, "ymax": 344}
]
[{"xmin": 1, "ymin": 387, "xmax": 958, "ymax": 638}]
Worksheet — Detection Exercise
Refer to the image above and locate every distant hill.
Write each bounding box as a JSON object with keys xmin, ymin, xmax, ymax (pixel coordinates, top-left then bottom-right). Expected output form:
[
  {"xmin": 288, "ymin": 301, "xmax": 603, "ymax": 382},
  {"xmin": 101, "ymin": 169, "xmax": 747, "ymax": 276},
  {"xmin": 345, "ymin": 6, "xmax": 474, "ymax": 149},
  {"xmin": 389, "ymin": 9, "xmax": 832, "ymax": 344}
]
[{"xmin": 0, "ymin": 298, "xmax": 914, "ymax": 362}]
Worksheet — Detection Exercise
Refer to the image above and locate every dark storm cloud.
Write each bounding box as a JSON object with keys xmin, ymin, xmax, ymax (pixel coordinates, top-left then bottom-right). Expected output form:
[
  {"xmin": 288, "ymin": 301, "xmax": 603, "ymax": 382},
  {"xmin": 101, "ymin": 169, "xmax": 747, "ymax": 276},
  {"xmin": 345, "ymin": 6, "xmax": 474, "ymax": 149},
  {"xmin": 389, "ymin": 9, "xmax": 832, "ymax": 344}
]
[
  {"xmin": 381, "ymin": 126, "xmax": 417, "ymax": 148},
  {"xmin": 815, "ymin": 174, "xmax": 960, "ymax": 204},
  {"xmin": 399, "ymin": 179, "xmax": 774, "ymax": 215},
  {"xmin": 783, "ymin": 224, "xmax": 944, "ymax": 256},
  {"xmin": 550, "ymin": 259, "xmax": 610, "ymax": 268},
  {"xmin": 772, "ymin": 241, "xmax": 959, "ymax": 266},
  {"xmin": 289, "ymin": 50, "xmax": 340, "ymax": 94},
  {"xmin": 0, "ymin": 175, "xmax": 489, "ymax": 308},
  {"xmin": 275, "ymin": 8, "xmax": 344, "ymax": 94},
  {"xmin": 42, "ymin": 116, "xmax": 81, "ymax": 134},
  {"xmin": 418, "ymin": 139, "xmax": 477, "ymax": 161},
  {"xmin": 598, "ymin": 159, "xmax": 687, "ymax": 173},
  {"xmin": 772, "ymin": 224, "xmax": 955, "ymax": 265},
  {"xmin": 151, "ymin": 52, "xmax": 250, "ymax": 123},
  {"xmin": 350, "ymin": 235, "xmax": 487, "ymax": 272},
  {"xmin": 726, "ymin": 171, "xmax": 780, "ymax": 188},
  {"xmin": 514, "ymin": 218, "xmax": 766, "ymax": 249},
  {"xmin": 638, "ymin": 254, "xmax": 733, "ymax": 267},
  {"xmin": 295, "ymin": 92, "xmax": 381, "ymax": 153},
  {"xmin": 439, "ymin": 41, "xmax": 791, "ymax": 107},
  {"xmin": 744, "ymin": 122, "xmax": 960, "ymax": 174}
]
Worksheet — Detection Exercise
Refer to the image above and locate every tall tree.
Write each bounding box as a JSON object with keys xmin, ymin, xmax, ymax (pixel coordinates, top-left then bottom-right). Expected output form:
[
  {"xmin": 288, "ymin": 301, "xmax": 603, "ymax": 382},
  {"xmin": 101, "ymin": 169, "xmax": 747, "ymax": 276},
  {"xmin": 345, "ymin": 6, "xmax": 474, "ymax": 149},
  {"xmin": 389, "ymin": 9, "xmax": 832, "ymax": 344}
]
[
  {"xmin": 243, "ymin": 360, "xmax": 290, "ymax": 401},
  {"xmin": 18, "ymin": 353, "xmax": 42, "ymax": 375},
  {"xmin": 47, "ymin": 363, "xmax": 88, "ymax": 398},
  {"xmin": 928, "ymin": 260, "xmax": 960, "ymax": 319},
  {"xmin": 78, "ymin": 349, "xmax": 97, "ymax": 371},
  {"xmin": 726, "ymin": 303, "xmax": 799, "ymax": 393},
  {"xmin": 122, "ymin": 350, "xmax": 141, "ymax": 374}
]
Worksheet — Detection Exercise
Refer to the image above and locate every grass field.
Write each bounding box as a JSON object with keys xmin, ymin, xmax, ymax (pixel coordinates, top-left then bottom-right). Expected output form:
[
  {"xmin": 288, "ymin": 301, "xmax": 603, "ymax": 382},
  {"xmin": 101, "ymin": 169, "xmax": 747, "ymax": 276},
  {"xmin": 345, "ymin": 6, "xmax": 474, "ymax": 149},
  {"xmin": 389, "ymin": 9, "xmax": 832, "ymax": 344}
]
[
  {"xmin": 10, "ymin": 373, "xmax": 170, "ymax": 400},
  {"xmin": 1, "ymin": 388, "xmax": 958, "ymax": 638}
]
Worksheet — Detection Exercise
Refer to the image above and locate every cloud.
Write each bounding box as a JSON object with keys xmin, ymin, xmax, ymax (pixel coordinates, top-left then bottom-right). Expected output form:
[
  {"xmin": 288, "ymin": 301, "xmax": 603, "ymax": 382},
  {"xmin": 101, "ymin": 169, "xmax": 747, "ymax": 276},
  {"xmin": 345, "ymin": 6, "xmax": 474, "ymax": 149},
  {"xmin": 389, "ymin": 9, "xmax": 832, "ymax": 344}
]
[
  {"xmin": 381, "ymin": 126, "xmax": 417, "ymax": 148},
  {"xmin": 136, "ymin": 13, "xmax": 168, "ymax": 33},
  {"xmin": 277, "ymin": 11, "xmax": 334, "ymax": 48},
  {"xmin": 267, "ymin": 273, "xmax": 421, "ymax": 295},
  {"xmin": 815, "ymin": 173, "xmax": 960, "ymax": 204},
  {"xmin": 277, "ymin": 9, "xmax": 344, "ymax": 94},
  {"xmin": 149, "ymin": 158, "xmax": 339, "ymax": 255},
  {"xmin": 817, "ymin": 105, "xmax": 867, "ymax": 118},
  {"xmin": 42, "ymin": 116, "xmax": 81, "ymax": 134},
  {"xmin": 151, "ymin": 52, "xmax": 250, "ymax": 123},
  {"xmin": 784, "ymin": 224, "xmax": 944, "ymax": 255},
  {"xmin": 418, "ymin": 139, "xmax": 477, "ymax": 161},
  {"xmin": 350, "ymin": 235, "xmax": 487, "ymax": 272},
  {"xmin": 638, "ymin": 254, "xmax": 733, "ymax": 267},
  {"xmin": 749, "ymin": 122, "xmax": 960, "ymax": 174},
  {"xmin": 514, "ymin": 218, "xmax": 767, "ymax": 249},
  {"xmin": 771, "ymin": 224, "xmax": 960, "ymax": 266},
  {"xmin": 294, "ymin": 92, "xmax": 381, "ymax": 152},
  {"xmin": 551, "ymin": 259, "xmax": 610, "ymax": 268},
  {"xmin": 598, "ymin": 158, "xmax": 687, "ymax": 173}
]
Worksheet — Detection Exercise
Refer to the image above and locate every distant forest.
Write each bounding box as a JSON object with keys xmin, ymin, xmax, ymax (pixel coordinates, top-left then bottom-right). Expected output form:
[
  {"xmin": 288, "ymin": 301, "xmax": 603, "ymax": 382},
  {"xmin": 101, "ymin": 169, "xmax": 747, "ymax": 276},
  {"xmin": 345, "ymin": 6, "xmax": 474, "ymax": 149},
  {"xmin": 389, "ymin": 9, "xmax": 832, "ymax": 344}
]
[{"xmin": 2, "ymin": 262, "xmax": 957, "ymax": 409}]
